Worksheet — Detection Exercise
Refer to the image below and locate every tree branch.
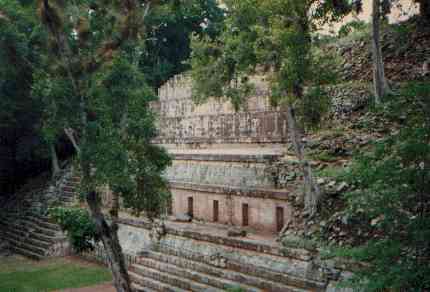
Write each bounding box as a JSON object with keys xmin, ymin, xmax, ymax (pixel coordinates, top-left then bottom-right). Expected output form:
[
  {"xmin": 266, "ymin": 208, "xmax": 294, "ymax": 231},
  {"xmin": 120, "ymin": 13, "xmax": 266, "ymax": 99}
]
[{"xmin": 64, "ymin": 127, "xmax": 81, "ymax": 154}]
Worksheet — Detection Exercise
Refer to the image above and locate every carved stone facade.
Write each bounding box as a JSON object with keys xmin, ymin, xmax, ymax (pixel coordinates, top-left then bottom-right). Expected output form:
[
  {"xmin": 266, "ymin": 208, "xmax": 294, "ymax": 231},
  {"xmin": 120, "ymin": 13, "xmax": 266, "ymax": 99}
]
[
  {"xmin": 154, "ymin": 75, "xmax": 295, "ymax": 234},
  {"xmin": 154, "ymin": 75, "xmax": 288, "ymax": 145}
]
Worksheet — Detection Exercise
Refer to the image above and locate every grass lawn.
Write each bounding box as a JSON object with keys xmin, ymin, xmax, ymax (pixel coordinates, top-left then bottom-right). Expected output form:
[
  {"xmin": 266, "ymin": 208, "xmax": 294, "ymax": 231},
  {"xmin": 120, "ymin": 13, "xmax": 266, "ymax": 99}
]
[{"xmin": 0, "ymin": 256, "xmax": 112, "ymax": 292}]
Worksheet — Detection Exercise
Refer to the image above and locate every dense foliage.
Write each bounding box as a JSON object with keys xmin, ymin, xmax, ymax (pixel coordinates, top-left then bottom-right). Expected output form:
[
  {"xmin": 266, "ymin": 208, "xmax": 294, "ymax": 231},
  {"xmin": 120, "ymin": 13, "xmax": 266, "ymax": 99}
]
[
  {"xmin": 31, "ymin": 1, "xmax": 175, "ymax": 289},
  {"xmin": 189, "ymin": 0, "xmax": 342, "ymax": 217},
  {"xmin": 189, "ymin": 0, "xmax": 339, "ymax": 124},
  {"xmin": 49, "ymin": 206, "xmax": 98, "ymax": 253},
  {"xmin": 0, "ymin": 0, "xmax": 49, "ymax": 192},
  {"xmin": 141, "ymin": 0, "xmax": 224, "ymax": 88},
  {"xmin": 337, "ymin": 83, "xmax": 430, "ymax": 291}
]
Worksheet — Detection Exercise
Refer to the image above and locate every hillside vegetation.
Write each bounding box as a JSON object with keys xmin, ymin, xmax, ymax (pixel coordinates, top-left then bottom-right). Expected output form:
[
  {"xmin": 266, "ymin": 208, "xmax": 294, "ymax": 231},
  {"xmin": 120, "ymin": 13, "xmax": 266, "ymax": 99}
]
[{"xmin": 284, "ymin": 19, "xmax": 430, "ymax": 290}]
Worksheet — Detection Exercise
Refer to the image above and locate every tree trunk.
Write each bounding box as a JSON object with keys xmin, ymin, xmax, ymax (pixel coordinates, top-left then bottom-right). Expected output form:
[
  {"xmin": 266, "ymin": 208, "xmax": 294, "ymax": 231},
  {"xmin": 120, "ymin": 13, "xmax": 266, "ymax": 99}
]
[
  {"xmin": 50, "ymin": 142, "xmax": 60, "ymax": 178},
  {"xmin": 372, "ymin": 0, "xmax": 390, "ymax": 104},
  {"xmin": 81, "ymin": 119, "xmax": 132, "ymax": 292},
  {"xmin": 86, "ymin": 190, "xmax": 132, "ymax": 292},
  {"xmin": 64, "ymin": 128, "xmax": 80, "ymax": 154},
  {"xmin": 284, "ymin": 104, "xmax": 321, "ymax": 217}
]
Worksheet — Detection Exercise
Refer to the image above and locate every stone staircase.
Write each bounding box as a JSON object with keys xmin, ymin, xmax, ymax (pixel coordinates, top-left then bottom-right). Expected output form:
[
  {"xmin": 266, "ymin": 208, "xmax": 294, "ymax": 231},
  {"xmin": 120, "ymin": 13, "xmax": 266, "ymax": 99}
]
[
  {"xmin": 129, "ymin": 245, "xmax": 326, "ymax": 292},
  {"xmin": 0, "ymin": 212, "xmax": 67, "ymax": 260},
  {"xmin": 0, "ymin": 166, "xmax": 80, "ymax": 260}
]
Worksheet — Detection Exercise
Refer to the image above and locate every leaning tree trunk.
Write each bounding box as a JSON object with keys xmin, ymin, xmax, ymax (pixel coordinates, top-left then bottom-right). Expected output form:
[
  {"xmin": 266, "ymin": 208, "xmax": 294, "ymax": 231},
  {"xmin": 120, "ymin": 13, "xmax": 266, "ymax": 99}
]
[
  {"xmin": 80, "ymin": 119, "xmax": 132, "ymax": 292},
  {"xmin": 372, "ymin": 0, "xmax": 390, "ymax": 104},
  {"xmin": 86, "ymin": 190, "xmax": 132, "ymax": 292},
  {"xmin": 50, "ymin": 142, "xmax": 60, "ymax": 178},
  {"xmin": 284, "ymin": 104, "xmax": 321, "ymax": 217},
  {"xmin": 78, "ymin": 110, "xmax": 132, "ymax": 292}
]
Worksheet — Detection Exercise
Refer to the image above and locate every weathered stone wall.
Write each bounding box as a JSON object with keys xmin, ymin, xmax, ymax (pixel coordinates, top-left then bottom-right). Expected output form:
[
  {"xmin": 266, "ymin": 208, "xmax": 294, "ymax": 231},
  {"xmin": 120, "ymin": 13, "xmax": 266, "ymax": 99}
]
[
  {"xmin": 171, "ymin": 188, "xmax": 293, "ymax": 233},
  {"xmin": 154, "ymin": 75, "xmax": 288, "ymax": 146},
  {"xmin": 166, "ymin": 159, "xmax": 276, "ymax": 188}
]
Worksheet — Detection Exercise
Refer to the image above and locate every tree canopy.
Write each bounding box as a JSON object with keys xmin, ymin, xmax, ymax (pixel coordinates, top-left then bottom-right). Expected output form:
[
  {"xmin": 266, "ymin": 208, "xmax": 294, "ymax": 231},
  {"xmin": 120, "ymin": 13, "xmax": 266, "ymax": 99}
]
[
  {"xmin": 0, "ymin": 0, "xmax": 50, "ymax": 192},
  {"xmin": 140, "ymin": 0, "xmax": 224, "ymax": 88}
]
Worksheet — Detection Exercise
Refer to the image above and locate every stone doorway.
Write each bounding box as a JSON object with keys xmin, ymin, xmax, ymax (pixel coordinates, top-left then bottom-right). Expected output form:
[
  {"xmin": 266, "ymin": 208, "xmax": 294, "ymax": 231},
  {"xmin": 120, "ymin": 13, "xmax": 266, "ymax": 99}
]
[
  {"xmin": 276, "ymin": 206, "xmax": 284, "ymax": 232},
  {"xmin": 213, "ymin": 200, "xmax": 219, "ymax": 222},
  {"xmin": 242, "ymin": 203, "xmax": 249, "ymax": 226},
  {"xmin": 187, "ymin": 197, "xmax": 194, "ymax": 217}
]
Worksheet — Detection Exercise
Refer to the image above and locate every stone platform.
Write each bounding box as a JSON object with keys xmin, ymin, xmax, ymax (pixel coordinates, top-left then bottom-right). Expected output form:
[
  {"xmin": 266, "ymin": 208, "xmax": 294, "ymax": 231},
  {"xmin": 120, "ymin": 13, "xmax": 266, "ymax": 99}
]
[{"xmin": 114, "ymin": 214, "xmax": 328, "ymax": 292}]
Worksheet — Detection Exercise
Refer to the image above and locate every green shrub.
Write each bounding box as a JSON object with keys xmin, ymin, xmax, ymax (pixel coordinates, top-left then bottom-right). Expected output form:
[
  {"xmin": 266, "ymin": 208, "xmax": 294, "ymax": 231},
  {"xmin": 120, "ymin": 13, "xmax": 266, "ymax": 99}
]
[{"xmin": 49, "ymin": 207, "xmax": 99, "ymax": 253}]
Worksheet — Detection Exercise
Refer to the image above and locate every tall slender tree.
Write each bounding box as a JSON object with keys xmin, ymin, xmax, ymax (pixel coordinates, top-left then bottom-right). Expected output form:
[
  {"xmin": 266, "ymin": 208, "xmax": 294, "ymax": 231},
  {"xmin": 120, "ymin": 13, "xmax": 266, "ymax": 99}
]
[
  {"xmin": 371, "ymin": 0, "xmax": 391, "ymax": 103},
  {"xmin": 190, "ymin": 0, "xmax": 342, "ymax": 218},
  {"xmin": 33, "ymin": 1, "xmax": 171, "ymax": 291}
]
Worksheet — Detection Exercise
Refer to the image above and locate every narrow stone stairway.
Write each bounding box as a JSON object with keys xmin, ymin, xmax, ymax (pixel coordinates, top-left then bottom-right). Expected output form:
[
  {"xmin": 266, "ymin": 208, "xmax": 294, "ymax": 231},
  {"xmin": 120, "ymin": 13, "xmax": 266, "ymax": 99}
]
[
  {"xmin": 129, "ymin": 245, "xmax": 326, "ymax": 292},
  {"xmin": 0, "ymin": 212, "xmax": 66, "ymax": 260},
  {"xmin": 0, "ymin": 166, "xmax": 80, "ymax": 260}
]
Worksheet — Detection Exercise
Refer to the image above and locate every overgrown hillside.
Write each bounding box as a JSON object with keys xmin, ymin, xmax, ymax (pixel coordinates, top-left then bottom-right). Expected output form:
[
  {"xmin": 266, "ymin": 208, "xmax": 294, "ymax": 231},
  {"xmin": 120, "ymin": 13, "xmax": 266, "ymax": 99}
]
[
  {"xmin": 332, "ymin": 18, "xmax": 430, "ymax": 83},
  {"xmin": 281, "ymin": 18, "xmax": 430, "ymax": 290}
]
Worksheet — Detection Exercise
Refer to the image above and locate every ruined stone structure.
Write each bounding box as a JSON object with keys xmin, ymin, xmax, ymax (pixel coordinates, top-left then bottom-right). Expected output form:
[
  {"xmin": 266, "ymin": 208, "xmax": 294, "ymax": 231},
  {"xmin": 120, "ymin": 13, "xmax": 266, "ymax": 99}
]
[
  {"xmin": 0, "ymin": 75, "xmax": 358, "ymax": 291},
  {"xmin": 0, "ymin": 167, "xmax": 77, "ymax": 259},
  {"xmin": 82, "ymin": 74, "xmax": 346, "ymax": 291},
  {"xmin": 108, "ymin": 75, "xmax": 357, "ymax": 292},
  {"xmin": 154, "ymin": 75, "xmax": 297, "ymax": 235}
]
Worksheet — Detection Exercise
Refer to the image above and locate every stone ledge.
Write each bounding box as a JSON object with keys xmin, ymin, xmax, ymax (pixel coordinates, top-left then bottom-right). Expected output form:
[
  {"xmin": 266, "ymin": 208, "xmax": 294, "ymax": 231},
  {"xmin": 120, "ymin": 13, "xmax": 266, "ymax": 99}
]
[
  {"xmin": 169, "ymin": 181, "xmax": 291, "ymax": 201},
  {"xmin": 165, "ymin": 227, "xmax": 310, "ymax": 260},
  {"xmin": 153, "ymin": 137, "xmax": 288, "ymax": 144},
  {"xmin": 117, "ymin": 217, "xmax": 313, "ymax": 262},
  {"xmin": 118, "ymin": 217, "xmax": 153, "ymax": 230},
  {"xmin": 171, "ymin": 153, "xmax": 281, "ymax": 163}
]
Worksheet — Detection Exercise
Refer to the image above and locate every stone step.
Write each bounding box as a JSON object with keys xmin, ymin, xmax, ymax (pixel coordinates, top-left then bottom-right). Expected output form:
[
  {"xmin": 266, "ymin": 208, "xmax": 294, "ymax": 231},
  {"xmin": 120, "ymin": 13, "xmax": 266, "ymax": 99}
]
[
  {"xmin": 131, "ymin": 283, "xmax": 157, "ymax": 292},
  {"xmin": 62, "ymin": 186, "xmax": 76, "ymax": 192},
  {"xmin": 157, "ymin": 246, "xmax": 326, "ymax": 291},
  {"xmin": 138, "ymin": 256, "xmax": 260, "ymax": 292},
  {"xmin": 27, "ymin": 223, "xmax": 59, "ymax": 237},
  {"xmin": 9, "ymin": 244, "xmax": 43, "ymax": 260},
  {"xmin": 21, "ymin": 217, "xmax": 61, "ymax": 231},
  {"xmin": 144, "ymin": 250, "xmax": 313, "ymax": 292},
  {"xmin": 24, "ymin": 213, "xmax": 51, "ymax": 221},
  {"xmin": 28, "ymin": 229, "xmax": 59, "ymax": 243},
  {"xmin": 4, "ymin": 229, "xmax": 53, "ymax": 249},
  {"xmin": 131, "ymin": 264, "xmax": 222, "ymax": 292},
  {"xmin": 61, "ymin": 197, "xmax": 75, "ymax": 202},
  {"xmin": 64, "ymin": 181, "xmax": 80, "ymax": 188},
  {"xmin": 62, "ymin": 190, "xmax": 76, "ymax": 195},
  {"xmin": 8, "ymin": 220, "xmax": 59, "ymax": 237},
  {"xmin": 5, "ymin": 236, "xmax": 47, "ymax": 256},
  {"xmin": 2, "ymin": 229, "xmax": 51, "ymax": 249},
  {"xmin": 69, "ymin": 177, "xmax": 81, "ymax": 183},
  {"xmin": 129, "ymin": 271, "xmax": 187, "ymax": 292},
  {"xmin": 60, "ymin": 197, "xmax": 75, "ymax": 204},
  {"xmin": 3, "ymin": 222, "xmax": 60, "ymax": 242},
  {"xmin": 26, "ymin": 214, "xmax": 61, "ymax": 229}
]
